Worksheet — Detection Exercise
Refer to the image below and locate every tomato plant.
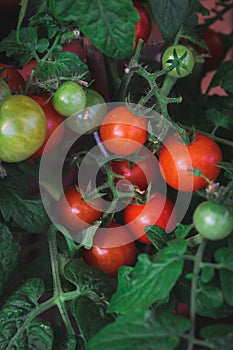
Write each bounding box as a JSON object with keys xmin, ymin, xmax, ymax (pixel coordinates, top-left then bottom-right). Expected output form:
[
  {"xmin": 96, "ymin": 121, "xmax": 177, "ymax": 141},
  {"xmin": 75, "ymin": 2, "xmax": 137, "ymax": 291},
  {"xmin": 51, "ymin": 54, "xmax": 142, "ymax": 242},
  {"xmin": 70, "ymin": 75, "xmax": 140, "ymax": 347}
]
[
  {"xmin": 0, "ymin": 95, "xmax": 47, "ymax": 162},
  {"xmin": 124, "ymin": 192, "xmax": 177, "ymax": 244},
  {"xmin": 100, "ymin": 106, "xmax": 148, "ymax": 156},
  {"xmin": 82, "ymin": 223, "xmax": 136, "ymax": 276},
  {"xmin": 57, "ymin": 185, "xmax": 103, "ymax": 231},
  {"xmin": 133, "ymin": 1, "xmax": 152, "ymax": 48},
  {"xmin": 30, "ymin": 95, "xmax": 65, "ymax": 157},
  {"xmin": 162, "ymin": 44, "xmax": 195, "ymax": 78},
  {"xmin": 193, "ymin": 201, "xmax": 233, "ymax": 240},
  {"xmin": 0, "ymin": 77, "xmax": 11, "ymax": 102},
  {"xmin": 110, "ymin": 148, "xmax": 158, "ymax": 190},
  {"xmin": 52, "ymin": 81, "xmax": 86, "ymax": 117},
  {"xmin": 0, "ymin": 63, "xmax": 26, "ymax": 93},
  {"xmin": 159, "ymin": 133, "xmax": 223, "ymax": 192}
]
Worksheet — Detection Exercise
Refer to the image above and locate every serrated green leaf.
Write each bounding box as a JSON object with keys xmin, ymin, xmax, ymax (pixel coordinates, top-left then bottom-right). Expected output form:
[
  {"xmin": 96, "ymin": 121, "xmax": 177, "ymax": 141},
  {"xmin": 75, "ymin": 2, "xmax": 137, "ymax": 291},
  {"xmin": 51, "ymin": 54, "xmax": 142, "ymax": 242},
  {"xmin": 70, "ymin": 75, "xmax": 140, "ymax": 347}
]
[
  {"xmin": 29, "ymin": 12, "xmax": 60, "ymax": 40},
  {"xmin": 215, "ymin": 247, "xmax": 233, "ymax": 270},
  {"xmin": 38, "ymin": 38, "xmax": 50, "ymax": 52},
  {"xmin": 144, "ymin": 225, "xmax": 169, "ymax": 250},
  {"xmin": 71, "ymin": 296, "xmax": 114, "ymax": 344},
  {"xmin": 64, "ymin": 258, "xmax": 116, "ymax": 300},
  {"xmin": 219, "ymin": 269, "xmax": 233, "ymax": 306},
  {"xmin": 108, "ymin": 240, "xmax": 186, "ymax": 314},
  {"xmin": 54, "ymin": 0, "xmax": 137, "ymax": 58},
  {"xmin": 196, "ymin": 282, "xmax": 224, "ymax": 318},
  {"xmin": 0, "ymin": 223, "xmax": 20, "ymax": 296},
  {"xmin": 207, "ymin": 61, "xmax": 233, "ymax": 93},
  {"xmin": 0, "ymin": 278, "xmax": 54, "ymax": 350},
  {"xmin": 86, "ymin": 310, "xmax": 190, "ymax": 350},
  {"xmin": 148, "ymin": 0, "xmax": 198, "ymax": 43}
]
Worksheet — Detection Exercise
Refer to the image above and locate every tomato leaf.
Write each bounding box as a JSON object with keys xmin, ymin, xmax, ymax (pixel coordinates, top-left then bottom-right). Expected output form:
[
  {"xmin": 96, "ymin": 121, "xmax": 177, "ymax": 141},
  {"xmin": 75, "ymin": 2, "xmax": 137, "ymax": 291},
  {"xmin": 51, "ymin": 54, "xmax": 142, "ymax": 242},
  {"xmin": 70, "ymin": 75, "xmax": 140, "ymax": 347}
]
[
  {"xmin": 0, "ymin": 223, "xmax": 20, "ymax": 297},
  {"xmin": 0, "ymin": 174, "xmax": 51, "ymax": 233},
  {"xmin": 207, "ymin": 61, "xmax": 233, "ymax": 94},
  {"xmin": 71, "ymin": 296, "xmax": 114, "ymax": 344},
  {"xmin": 215, "ymin": 247, "xmax": 233, "ymax": 306},
  {"xmin": 205, "ymin": 108, "xmax": 233, "ymax": 130},
  {"xmin": 147, "ymin": 0, "xmax": 205, "ymax": 43},
  {"xmin": 54, "ymin": 0, "xmax": 138, "ymax": 58},
  {"xmin": 0, "ymin": 278, "xmax": 54, "ymax": 350},
  {"xmin": 86, "ymin": 310, "xmax": 190, "ymax": 350},
  {"xmin": 108, "ymin": 239, "xmax": 186, "ymax": 314},
  {"xmin": 200, "ymin": 324, "xmax": 233, "ymax": 350},
  {"xmin": 144, "ymin": 225, "xmax": 169, "ymax": 250}
]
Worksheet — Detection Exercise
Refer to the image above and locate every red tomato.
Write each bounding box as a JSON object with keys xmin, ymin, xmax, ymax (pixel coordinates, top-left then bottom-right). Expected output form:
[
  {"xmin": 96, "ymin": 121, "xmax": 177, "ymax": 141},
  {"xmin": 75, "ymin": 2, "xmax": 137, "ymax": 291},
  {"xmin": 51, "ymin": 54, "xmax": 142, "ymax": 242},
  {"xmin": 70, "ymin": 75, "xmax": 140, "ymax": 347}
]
[
  {"xmin": 111, "ymin": 148, "xmax": 158, "ymax": 190},
  {"xmin": 124, "ymin": 192, "xmax": 177, "ymax": 245},
  {"xmin": 133, "ymin": 1, "xmax": 152, "ymax": 48},
  {"xmin": 0, "ymin": 63, "xmax": 26, "ymax": 93},
  {"xmin": 159, "ymin": 133, "xmax": 222, "ymax": 192},
  {"xmin": 100, "ymin": 106, "xmax": 148, "ymax": 156},
  {"xmin": 198, "ymin": 29, "xmax": 225, "ymax": 72},
  {"xmin": 57, "ymin": 185, "xmax": 103, "ymax": 231},
  {"xmin": 30, "ymin": 96, "xmax": 65, "ymax": 157},
  {"xmin": 82, "ymin": 223, "xmax": 136, "ymax": 276}
]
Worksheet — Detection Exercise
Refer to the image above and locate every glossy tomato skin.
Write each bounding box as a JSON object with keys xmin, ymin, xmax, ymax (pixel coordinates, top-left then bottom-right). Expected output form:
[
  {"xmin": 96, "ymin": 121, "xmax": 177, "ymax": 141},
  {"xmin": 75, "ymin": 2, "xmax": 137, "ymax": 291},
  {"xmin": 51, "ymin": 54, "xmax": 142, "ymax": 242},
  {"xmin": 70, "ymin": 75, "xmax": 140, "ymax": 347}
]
[
  {"xmin": 100, "ymin": 106, "xmax": 148, "ymax": 156},
  {"xmin": 198, "ymin": 29, "xmax": 225, "ymax": 72},
  {"xmin": 82, "ymin": 223, "xmax": 136, "ymax": 276},
  {"xmin": 30, "ymin": 96, "xmax": 65, "ymax": 157},
  {"xmin": 162, "ymin": 45, "xmax": 195, "ymax": 78},
  {"xmin": 159, "ymin": 133, "xmax": 222, "ymax": 192},
  {"xmin": 133, "ymin": 1, "xmax": 152, "ymax": 48},
  {"xmin": 111, "ymin": 148, "xmax": 158, "ymax": 191},
  {"xmin": 66, "ymin": 89, "xmax": 107, "ymax": 135},
  {"xmin": 0, "ymin": 95, "xmax": 47, "ymax": 162},
  {"xmin": 193, "ymin": 201, "xmax": 233, "ymax": 240},
  {"xmin": 52, "ymin": 81, "xmax": 86, "ymax": 117},
  {"xmin": 124, "ymin": 192, "xmax": 177, "ymax": 244},
  {"xmin": 0, "ymin": 63, "xmax": 26, "ymax": 93},
  {"xmin": 57, "ymin": 185, "xmax": 103, "ymax": 232}
]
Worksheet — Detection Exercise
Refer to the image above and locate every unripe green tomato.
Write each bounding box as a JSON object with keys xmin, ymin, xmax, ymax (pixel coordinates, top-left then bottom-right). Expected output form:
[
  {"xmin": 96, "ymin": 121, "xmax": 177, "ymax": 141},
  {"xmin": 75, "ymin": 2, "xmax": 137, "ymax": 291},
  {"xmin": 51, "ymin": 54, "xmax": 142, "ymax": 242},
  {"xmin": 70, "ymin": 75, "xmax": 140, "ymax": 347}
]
[
  {"xmin": 0, "ymin": 95, "xmax": 47, "ymax": 162},
  {"xmin": 52, "ymin": 81, "xmax": 86, "ymax": 117},
  {"xmin": 66, "ymin": 89, "xmax": 107, "ymax": 135},
  {"xmin": 0, "ymin": 78, "xmax": 11, "ymax": 102},
  {"xmin": 193, "ymin": 201, "xmax": 233, "ymax": 240},
  {"xmin": 162, "ymin": 44, "xmax": 195, "ymax": 78}
]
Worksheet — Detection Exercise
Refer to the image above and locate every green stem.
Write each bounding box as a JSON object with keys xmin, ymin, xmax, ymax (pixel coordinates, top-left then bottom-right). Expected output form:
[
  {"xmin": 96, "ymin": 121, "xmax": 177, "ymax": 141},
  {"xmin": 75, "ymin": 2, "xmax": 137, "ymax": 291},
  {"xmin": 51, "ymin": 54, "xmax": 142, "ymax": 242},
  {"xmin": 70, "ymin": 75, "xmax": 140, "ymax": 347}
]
[
  {"xmin": 184, "ymin": 125, "xmax": 233, "ymax": 147},
  {"xmin": 187, "ymin": 238, "xmax": 207, "ymax": 350},
  {"xmin": 48, "ymin": 227, "xmax": 76, "ymax": 335},
  {"xmin": 16, "ymin": 0, "xmax": 29, "ymax": 43},
  {"xmin": 160, "ymin": 74, "xmax": 177, "ymax": 97}
]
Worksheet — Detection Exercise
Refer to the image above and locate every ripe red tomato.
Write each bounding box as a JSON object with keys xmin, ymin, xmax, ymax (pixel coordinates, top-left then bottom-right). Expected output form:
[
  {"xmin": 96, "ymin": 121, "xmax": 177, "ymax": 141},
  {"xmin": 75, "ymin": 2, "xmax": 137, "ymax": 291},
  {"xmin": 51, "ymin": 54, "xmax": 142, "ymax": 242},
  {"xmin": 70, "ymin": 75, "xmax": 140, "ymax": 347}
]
[
  {"xmin": 57, "ymin": 185, "xmax": 103, "ymax": 232},
  {"xmin": 159, "ymin": 133, "xmax": 222, "ymax": 192},
  {"xmin": 198, "ymin": 29, "xmax": 225, "ymax": 72},
  {"xmin": 100, "ymin": 106, "xmax": 148, "ymax": 156},
  {"xmin": 124, "ymin": 192, "xmax": 177, "ymax": 245},
  {"xmin": 30, "ymin": 95, "xmax": 65, "ymax": 157},
  {"xmin": 82, "ymin": 223, "xmax": 136, "ymax": 276},
  {"xmin": 133, "ymin": 1, "xmax": 152, "ymax": 48},
  {"xmin": 110, "ymin": 148, "xmax": 158, "ymax": 190},
  {"xmin": 0, "ymin": 63, "xmax": 26, "ymax": 93}
]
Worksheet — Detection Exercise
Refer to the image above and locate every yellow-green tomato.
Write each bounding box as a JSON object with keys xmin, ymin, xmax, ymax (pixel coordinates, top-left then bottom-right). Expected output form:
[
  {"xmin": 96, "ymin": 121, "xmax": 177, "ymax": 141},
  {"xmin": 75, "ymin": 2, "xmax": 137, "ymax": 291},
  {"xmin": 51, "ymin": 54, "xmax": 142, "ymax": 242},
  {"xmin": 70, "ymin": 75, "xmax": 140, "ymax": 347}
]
[
  {"xmin": 0, "ymin": 95, "xmax": 47, "ymax": 162},
  {"xmin": 0, "ymin": 78, "xmax": 11, "ymax": 102},
  {"xmin": 66, "ymin": 89, "xmax": 107, "ymax": 135},
  {"xmin": 52, "ymin": 81, "xmax": 86, "ymax": 117}
]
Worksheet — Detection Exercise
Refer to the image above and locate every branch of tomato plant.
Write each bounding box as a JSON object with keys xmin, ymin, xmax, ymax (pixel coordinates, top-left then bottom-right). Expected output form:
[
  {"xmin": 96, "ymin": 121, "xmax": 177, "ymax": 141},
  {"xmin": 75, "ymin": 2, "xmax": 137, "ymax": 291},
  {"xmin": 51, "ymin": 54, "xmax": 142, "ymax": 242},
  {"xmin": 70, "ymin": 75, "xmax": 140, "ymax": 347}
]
[
  {"xmin": 47, "ymin": 226, "xmax": 76, "ymax": 336},
  {"xmin": 187, "ymin": 238, "xmax": 207, "ymax": 350},
  {"xmin": 198, "ymin": 1, "xmax": 233, "ymax": 30}
]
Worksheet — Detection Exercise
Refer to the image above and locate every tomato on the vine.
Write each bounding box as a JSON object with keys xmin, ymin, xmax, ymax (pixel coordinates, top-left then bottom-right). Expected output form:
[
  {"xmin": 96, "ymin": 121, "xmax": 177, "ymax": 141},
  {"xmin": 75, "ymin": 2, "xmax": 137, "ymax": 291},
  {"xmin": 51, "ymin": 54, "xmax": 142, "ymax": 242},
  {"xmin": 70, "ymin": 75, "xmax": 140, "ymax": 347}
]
[
  {"xmin": 193, "ymin": 201, "xmax": 233, "ymax": 240},
  {"xmin": 0, "ymin": 63, "xmax": 26, "ymax": 93},
  {"xmin": 100, "ymin": 106, "xmax": 148, "ymax": 156},
  {"xmin": 162, "ymin": 45, "xmax": 195, "ymax": 78},
  {"xmin": 198, "ymin": 29, "xmax": 225, "ymax": 72},
  {"xmin": 111, "ymin": 148, "xmax": 158, "ymax": 191},
  {"xmin": 0, "ymin": 95, "xmax": 47, "ymax": 162},
  {"xmin": 133, "ymin": 1, "xmax": 152, "ymax": 48},
  {"xmin": 124, "ymin": 192, "xmax": 177, "ymax": 244},
  {"xmin": 159, "ymin": 133, "xmax": 222, "ymax": 192},
  {"xmin": 30, "ymin": 95, "xmax": 65, "ymax": 157},
  {"xmin": 66, "ymin": 89, "xmax": 107, "ymax": 135},
  {"xmin": 57, "ymin": 185, "xmax": 103, "ymax": 231},
  {"xmin": 82, "ymin": 223, "xmax": 136, "ymax": 276},
  {"xmin": 52, "ymin": 81, "xmax": 86, "ymax": 117}
]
